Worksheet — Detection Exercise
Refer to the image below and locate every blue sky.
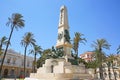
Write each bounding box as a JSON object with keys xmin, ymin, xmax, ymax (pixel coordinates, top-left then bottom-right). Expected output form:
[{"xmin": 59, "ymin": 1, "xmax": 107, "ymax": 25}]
[{"xmin": 0, "ymin": 0, "xmax": 120, "ymax": 56}]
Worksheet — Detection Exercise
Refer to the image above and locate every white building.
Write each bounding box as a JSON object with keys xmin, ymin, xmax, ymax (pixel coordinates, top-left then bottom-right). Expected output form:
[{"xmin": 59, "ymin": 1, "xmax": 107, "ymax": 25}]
[
  {"xmin": 0, "ymin": 49, "xmax": 34, "ymax": 78},
  {"xmin": 80, "ymin": 51, "xmax": 94, "ymax": 62}
]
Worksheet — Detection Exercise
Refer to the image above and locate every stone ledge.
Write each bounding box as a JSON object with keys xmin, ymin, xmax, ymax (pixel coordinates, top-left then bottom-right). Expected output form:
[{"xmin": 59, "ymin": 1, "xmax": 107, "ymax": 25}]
[{"xmin": 30, "ymin": 73, "xmax": 93, "ymax": 80}]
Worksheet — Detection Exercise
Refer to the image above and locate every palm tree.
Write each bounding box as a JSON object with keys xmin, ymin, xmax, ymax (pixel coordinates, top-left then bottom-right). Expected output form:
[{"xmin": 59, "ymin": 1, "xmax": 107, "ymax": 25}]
[
  {"xmin": 73, "ymin": 32, "xmax": 86, "ymax": 59},
  {"xmin": 0, "ymin": 36, "xmax": 8, "ymax": 55},
  {"xmin": 29, "ymin": 45, "xmax": 42, "ymax": 73},
  {"xmin": 107, "ymin": 54, "xmax": 117, "ymax": 80},
  {"xmin": 117, "ymin": 45, "xmax": 120, "ymax": 54},
  {"xmin": 21, "ymin": 32, "xmax": 36, "ymax": 77},
  {"xmin": 92, "ymin": 38, "xmax": 110, "ymax": 79},
  {"xmin": 0, "ymin": 13, "xmax": 24, "ymax": 78}
]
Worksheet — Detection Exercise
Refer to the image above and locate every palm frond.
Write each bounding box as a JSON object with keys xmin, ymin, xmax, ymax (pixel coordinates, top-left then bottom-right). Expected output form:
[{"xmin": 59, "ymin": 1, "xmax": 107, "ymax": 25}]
[
  {"xmin": 6, "ymin": 13, "xmax": 25, "ymax": 30},
  {"xmin": 21, "ymin": 32, "xmax": 36, "ymax": 47},
  {"xmin": 92, "ymin": 38, "xmax": 110, "ymax": 50},
  {"xmin": 117, "ymin": 45, "xmax": 120, "ymax": 54}
]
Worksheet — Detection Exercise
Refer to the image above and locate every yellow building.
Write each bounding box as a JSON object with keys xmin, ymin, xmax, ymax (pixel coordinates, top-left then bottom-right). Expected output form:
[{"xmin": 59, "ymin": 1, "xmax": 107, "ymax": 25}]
[{"xmin": 0, "ymin": 49, "xmax": 34, "ymax": 78}]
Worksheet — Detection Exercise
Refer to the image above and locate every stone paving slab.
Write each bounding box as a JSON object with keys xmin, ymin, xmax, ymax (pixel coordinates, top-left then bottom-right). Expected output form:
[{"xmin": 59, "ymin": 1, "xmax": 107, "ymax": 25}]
[{"xmin": 2, "ymin": 79, "xmax": 24, "ymax": 80}]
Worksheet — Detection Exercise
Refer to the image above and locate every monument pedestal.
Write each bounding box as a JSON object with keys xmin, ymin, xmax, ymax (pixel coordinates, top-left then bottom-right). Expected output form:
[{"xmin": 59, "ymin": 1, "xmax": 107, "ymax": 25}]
[{"xmin": 25, "ymin": 59, "xmax": 93, "ymax": 80}]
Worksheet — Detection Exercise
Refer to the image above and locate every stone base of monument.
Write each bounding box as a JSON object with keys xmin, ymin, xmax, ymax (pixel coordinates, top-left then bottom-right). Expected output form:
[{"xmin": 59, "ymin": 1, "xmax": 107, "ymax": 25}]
[
  {"xmin": 25, "ymin": 77, "xmax": 38, "ymax": 80},
  {"xmin": 25, "ymin": 59, "xmax": 93, "ymax": 80}
]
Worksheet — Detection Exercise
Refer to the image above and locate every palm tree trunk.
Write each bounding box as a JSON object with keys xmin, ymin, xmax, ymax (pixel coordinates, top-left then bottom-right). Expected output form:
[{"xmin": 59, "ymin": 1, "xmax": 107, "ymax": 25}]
[
  {"xmin": 33, "ymin": 53, "xmax": 36, "ymax": 73},
  {"xmin": 0, "ymin": 44, "xmax": 2, "ymax": 55},
  {"xmin": 0, "ymin": 26, "xmax": 14, "ymax": 78},
  {"xmin": 98, "ymin": 49, "xmax": 104, "ymax": 80},
  {"xmin": 77, "ymin": 49, "xmax": 78, "ymax": 58},
  {"xmin": 75, "ymin": 49, "xmax": 78, "ymax": 59},
  {"xmin": 24, "ymin": 45, "xmax": 27, "ymax": 78},
  {"xmin": 0, "ymin": 44, "xmax": 2, "ymax": 49},
  {"xmin": 76, "ymin": 49, "xmax": 79, "ymax": 64}
]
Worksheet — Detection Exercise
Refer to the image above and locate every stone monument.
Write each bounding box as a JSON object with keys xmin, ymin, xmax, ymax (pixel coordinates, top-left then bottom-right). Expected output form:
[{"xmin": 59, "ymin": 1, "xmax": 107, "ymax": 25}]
[{"xmin": 25, "ymin": 5, "xmax": 93, "ymax": 80}]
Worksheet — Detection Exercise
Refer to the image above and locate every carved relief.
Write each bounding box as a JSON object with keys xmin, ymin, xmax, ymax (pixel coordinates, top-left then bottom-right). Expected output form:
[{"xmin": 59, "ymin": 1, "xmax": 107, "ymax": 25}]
[
  {"xmin": 60, "ymin": 9, "xmax": 64, "ymax": 24},
  {"xmin": 58, "ymin": 31, "xmax": 63, "ymax": 41},
  {"xmin": 64, "ymin": 29, "xmax": 70, "ymax": 43}
]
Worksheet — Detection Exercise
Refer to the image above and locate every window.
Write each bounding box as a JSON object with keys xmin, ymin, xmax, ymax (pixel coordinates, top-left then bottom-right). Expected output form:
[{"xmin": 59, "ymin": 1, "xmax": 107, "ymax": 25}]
[
  {"xmin": 13, "ymin": 58, "xmax": 16, "ymax": 64},
  {"xmin": 7, "ymin": 57, "xmax": 11, "ymax": 64},
  {"xmin": 87, "ymin": 54, "xmax": 91, "ymax": 58},
  {"xmin": 87, "ymin": 54, "xmax": 89, "ymax": 58}
]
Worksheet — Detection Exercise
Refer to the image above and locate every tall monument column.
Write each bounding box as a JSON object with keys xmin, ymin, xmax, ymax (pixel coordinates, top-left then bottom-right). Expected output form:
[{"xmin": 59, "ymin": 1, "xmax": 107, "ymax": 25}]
[
  {"xmin": 56, "ymin": 5, "xmax": 72, "ymax": 60},
  {"xmin": 26, "ymin": 5, "xmax": 93, "ymax": 80}
]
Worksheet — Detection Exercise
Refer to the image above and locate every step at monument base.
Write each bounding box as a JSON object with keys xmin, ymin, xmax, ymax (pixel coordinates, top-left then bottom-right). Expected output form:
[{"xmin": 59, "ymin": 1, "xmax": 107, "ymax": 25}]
[{"xmin": 29, "ymin": 73, "xmax": 92, "ymax": 80}]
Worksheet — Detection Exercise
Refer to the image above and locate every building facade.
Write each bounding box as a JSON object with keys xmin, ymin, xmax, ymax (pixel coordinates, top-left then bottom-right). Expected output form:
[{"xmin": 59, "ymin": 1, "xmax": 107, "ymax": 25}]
[
  {"xmin": 80, "ymin": 51, "xmax": 94, "ymax": 62},
  {"xmin": 80, "ymin": 52, "xmax": 120, "ymax": 79},
  {"xmin": 101, "ymin": 62, "xmax": 120, "ymax": 80},
  {"xmin": 0, "ymin": 49, "xmax": 34, "ymax": 78}
]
